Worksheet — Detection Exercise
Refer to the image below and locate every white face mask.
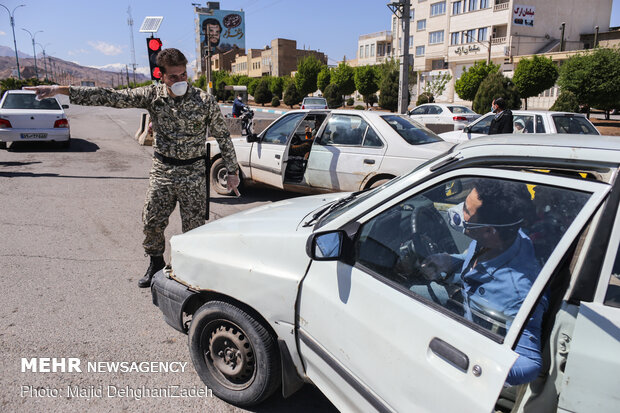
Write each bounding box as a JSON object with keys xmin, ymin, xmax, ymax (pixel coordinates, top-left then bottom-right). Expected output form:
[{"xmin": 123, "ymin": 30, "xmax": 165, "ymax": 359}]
[
  {"xmin": 448, "ymin": 202, "xmax": 466, "ymax": 233},
  {"xmin": 169, "ymin": 81, "xmax": 188, "ymax": 96}
]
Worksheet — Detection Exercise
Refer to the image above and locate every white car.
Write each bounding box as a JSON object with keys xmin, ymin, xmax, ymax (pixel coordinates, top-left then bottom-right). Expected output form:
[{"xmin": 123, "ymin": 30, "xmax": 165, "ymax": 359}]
[
  {"xmin": 209, "ymin": 109, "xmax": 453, "ymax": 194},
  {"xmin": 152, "ymin": 134, "xmax": 620, "ymax": 412},
  {"xmin": 0, "ymin": 89, "xmax": 70, "ymax": 149},
  {"xmin": 408, "ymin": 103, "xmax": 480, "ymax": 130},
  {"xmin": 439, "ymin": 110, "xmax": 599, "ymax": 144},
  {"xmin": 301, "ymin": 97, "xmax": 328, "ymax": 110}
]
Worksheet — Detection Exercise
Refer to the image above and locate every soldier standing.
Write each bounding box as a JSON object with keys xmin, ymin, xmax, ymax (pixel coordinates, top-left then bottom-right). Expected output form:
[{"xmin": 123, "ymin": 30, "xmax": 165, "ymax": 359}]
[{"xmin": 26, "ymin": 48, "xmax": 240, "ymax": 288}]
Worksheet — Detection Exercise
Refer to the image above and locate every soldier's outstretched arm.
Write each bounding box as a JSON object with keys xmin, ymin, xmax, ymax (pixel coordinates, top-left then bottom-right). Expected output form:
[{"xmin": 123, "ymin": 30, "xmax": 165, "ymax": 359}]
[{"xmin": 26, "ymin": 85, "xmax": 152, "ymax": 109}]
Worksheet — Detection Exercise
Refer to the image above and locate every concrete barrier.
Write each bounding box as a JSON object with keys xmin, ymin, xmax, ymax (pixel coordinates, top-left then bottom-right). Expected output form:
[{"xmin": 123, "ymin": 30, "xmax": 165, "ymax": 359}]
[{"xmin": 225, "ymin": 118, "xmax": 272, "ymax": 137}]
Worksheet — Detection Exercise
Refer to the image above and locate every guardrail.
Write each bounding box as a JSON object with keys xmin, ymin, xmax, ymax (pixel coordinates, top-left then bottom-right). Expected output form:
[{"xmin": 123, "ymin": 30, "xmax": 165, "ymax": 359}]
[{"xmin": 494, "ymin": 2, "xmax": 510, "ymax": 11}]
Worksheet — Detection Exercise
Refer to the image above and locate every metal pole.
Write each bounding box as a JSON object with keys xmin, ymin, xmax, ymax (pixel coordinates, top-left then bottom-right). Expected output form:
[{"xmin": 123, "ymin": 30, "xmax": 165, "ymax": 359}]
[
  {"xmin": 22, "ymin": 28, "xmax": 43, "ymax": 79},
  {"xmin": 0, "ymin": 4, "xmax": 25, "ymax": 79},
  {"xmin": 560, "ymin": 22, "xmax": 566, "ymax": 52},
  {"xmin": 487, "ymin": 38, "xmax": 491, "ymax": 65},
  {"xmin": 388, "ymin": 0, "xmax": 411, "ymax": 114},
  {"xmin": 594, "ymin": 26, "xmax": 599, "ymax": 48},
  {"xmin": 126, "ymin": 65, "xmax": 130, "ymax": 87}
]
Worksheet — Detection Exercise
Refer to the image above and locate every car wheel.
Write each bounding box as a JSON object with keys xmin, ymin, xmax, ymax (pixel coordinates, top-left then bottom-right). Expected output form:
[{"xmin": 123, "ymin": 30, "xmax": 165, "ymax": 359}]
[
  {"xmin": 210, "ymin": 158, "xmax": 233, "ymax": 195},
  {"xmin": 0, "ymin": 141, "xmax": 6, "ymax": 150},
  {"xmin": 188, "ymin": 301, "xmax": 281, "ymax": 407},
  {"xmin": 369, "ymin": 178, "xmax": 392, "ymax": 189}
]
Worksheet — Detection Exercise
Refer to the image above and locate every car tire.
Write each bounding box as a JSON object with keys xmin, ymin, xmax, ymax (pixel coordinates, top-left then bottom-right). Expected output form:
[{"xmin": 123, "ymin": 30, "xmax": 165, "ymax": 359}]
[
  {"xmin": 210, "ymin": 158, "xmax": 234, "ymax": 195},
  {"xmin": 0, "ymin": 141, "xmax": 6, "ymax": 150},
  {"xmin": 188, "ymin": 301, "xmax": 281, "ymax": 407}
]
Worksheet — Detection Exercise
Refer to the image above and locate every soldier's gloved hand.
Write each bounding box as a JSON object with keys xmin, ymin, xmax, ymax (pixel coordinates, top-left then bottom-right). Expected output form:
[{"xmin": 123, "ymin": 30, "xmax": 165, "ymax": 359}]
[
  {"xmin": 227, "ymin": 174, "xmax": 241, "ymax": 197},
  {"xmin": 24, "ymin": 85, "xmax": 60, "ymax": 100}
]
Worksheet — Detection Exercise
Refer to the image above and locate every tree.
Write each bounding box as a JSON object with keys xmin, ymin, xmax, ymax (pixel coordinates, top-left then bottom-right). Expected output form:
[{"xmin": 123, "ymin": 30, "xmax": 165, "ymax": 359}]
[
  {"xmin": 513, "ymin": 55, "xmax": 559, "ymax": 109},
  {"xmin": 454, "ymin": 60, "xmax": 500, "ymax": 102},
  {"xmin": 549, "ymin": 90, "xmax": 580, "ymax": 113},
  {"xmin": 269, "ymin": 76, "xmax": 285, "ymax": 99},
  {"xmin": 283, "ymin": 82, "xmax": 302, "ymax": 108},
  {"xmin": 323, "ymin": 83, "xmax": 343, "ymax": 108},
  {"xmin": 295, "ymin": 55, "xmax": 323, "ymax": 96},
  {"xmin": 379, "ymin": 67, "xmax": 399, "ymax": 112},
  {"xmin": 254, "ymin": 79, "xmax": 273, "ymax": 106},
  {"xmin": 317, "ymin": 67, "xmax": 331, "ymax": 93},
  {"xmin": 558, "ymin": 47, "xmax": 620, "ymax": 119},
  {"xmin": 247, "ymin": 78, "xmax": 260, "ymax": 97},
  {"xmin": 423, "ymin": 72, "xmax": 452, "ymax": 98},
  {"xmin": 416, "ymin": 92, "xmax": 434, "ymax": 106},
  {"xmin": 472, "ymin": 72, "xmax": 521, "ymax": 114},
  {"xmin": 354, "ymin": 65, "xmax": 379, "ymax": 108},
  {"xmin": 331, "ymin": 62, "xmax": 356, "ymax": 97}
]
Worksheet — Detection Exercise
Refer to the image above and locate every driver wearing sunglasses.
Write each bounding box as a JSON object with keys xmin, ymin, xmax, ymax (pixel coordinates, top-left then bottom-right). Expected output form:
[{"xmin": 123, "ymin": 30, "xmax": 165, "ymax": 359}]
[{"xmin": 421, "ymin": 179, "xmax": 548, "ymax": 386}]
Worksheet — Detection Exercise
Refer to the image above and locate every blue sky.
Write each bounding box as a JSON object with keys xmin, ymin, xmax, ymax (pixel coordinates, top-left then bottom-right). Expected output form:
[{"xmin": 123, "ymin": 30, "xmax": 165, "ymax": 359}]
[{"xmin": 1, "ymin": 0, "xmax": 619, "ymax": 76}]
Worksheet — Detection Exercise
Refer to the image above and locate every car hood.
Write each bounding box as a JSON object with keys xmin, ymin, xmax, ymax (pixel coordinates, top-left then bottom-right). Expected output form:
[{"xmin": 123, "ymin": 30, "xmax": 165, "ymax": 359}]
[{"xmin": 170, "ymin": 192, "xmax": 345, "ymax": 289}]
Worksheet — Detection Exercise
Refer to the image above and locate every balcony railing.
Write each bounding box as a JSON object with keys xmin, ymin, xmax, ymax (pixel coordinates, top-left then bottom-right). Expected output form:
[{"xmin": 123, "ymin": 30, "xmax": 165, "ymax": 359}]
[
  {"xmin": 491, "ymin": 36, "xmax": 506, "ymax": 45},
  {"xmin": 494, "ymin": 1, "xmax": 510, "ymax": 11}
]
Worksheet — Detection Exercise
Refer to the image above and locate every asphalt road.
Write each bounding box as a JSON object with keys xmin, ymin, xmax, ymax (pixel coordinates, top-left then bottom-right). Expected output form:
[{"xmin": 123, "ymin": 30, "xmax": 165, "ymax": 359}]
[{"xmin": 0, "ymin": 101, "xmax": 337, "ymax": 413}]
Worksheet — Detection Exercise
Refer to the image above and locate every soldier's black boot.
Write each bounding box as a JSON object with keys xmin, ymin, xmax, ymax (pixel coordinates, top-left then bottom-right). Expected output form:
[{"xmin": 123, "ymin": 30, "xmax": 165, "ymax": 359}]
[{"xmin": 138, "ymin": 255, "xmax": 165, "ymax": 288}]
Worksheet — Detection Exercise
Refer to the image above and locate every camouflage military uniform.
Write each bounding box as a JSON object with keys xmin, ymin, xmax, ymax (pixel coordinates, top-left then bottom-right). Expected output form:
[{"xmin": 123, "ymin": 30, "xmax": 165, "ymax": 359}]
[{"xmin": 69, "ymin": 84, "xmax": 238, "ymax": 256}]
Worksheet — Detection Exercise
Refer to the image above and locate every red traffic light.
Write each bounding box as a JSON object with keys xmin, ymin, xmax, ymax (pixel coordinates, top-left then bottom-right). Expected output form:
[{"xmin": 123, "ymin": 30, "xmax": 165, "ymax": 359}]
[
  {"xmin": 152, "ymin": 67, "xmax": 162, "ymax": 79},
  {"xmin": 148, "ymin": 38, "xmax": 162, "ymax": 51}
]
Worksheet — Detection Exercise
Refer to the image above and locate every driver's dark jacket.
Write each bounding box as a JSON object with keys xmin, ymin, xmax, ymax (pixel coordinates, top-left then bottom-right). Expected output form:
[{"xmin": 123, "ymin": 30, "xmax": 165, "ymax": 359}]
[
  {"xmin": 232, "ymin": 97, "xmax": 246, "ymax": 117},
  {"xmin": 446, "ymin": 230, "xmax": 547, "ymax": 385},
  {"xmin": 488, "ymin": 109, "xmax": 514, "ymax": 135}
]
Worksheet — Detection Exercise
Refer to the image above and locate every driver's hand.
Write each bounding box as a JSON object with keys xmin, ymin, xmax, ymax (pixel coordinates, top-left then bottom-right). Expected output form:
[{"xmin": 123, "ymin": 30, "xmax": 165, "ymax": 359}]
[
  {"xmin": 420, "ymin": 253, "xmax": 453, "ymax": 281},
  {"xmin": 226, "ymin": 174, "xmax": 240, "ymax": 197},
  {"xmin": 24, "ymin": 85, "xmax": 59, "ymax": 100}
]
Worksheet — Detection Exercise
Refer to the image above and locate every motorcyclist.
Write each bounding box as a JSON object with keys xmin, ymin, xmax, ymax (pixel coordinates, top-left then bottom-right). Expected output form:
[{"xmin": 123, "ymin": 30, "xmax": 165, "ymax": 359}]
[{"xmin": 232, "ymin": 94, "xmax": 247, "ymax": 118}]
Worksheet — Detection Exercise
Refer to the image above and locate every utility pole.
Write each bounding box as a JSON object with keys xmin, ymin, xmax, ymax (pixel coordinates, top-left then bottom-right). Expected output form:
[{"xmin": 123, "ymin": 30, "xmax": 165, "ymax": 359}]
[
  {"xmin": 594, "ymin": 26, "xmax": 599, "ymax": 48},
  {"xmin": 0, "ymin": 4, "xmax": 25, "ymax": 79},
  {"xmin": 22, "ymin": 28, "xmax": 43, "ymax": 79},
  {"xmin": 125, "ymin": 65, "xmax": 130, "ymax": 87},
  {"xmin": 559, "ymin": 22, "xmax": 566, "ymax": 52},
  {"xmin": 36, "ymin": 43, "xmax": 50, "ymax": 80},
  {"xmin": 127, "ymin": 6, "xmax": 137, "ymax": 85},
  {"xmin": 388, "ymin": 0, "xmax": 411, "ymax": 114}
]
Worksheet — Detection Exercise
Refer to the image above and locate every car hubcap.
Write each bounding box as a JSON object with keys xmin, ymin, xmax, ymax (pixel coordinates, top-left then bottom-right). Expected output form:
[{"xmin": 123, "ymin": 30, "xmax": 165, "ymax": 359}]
[
  {"xmin": 216, "ymin": 167, "xmax": 228, "ymax": 189},
  {"xmin": 205, "ymin": 322, "xmax": 255, "ymax": 389}
]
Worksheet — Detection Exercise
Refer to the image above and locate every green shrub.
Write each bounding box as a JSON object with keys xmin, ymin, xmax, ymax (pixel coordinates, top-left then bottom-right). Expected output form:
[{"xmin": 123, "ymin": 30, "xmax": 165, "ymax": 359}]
[
  {"xmin": 271, "ymin": 96, "xmax": 280, "ymax": 107},
  {"xmin": 472, "ymin": 72, "xmax": 521, "ymax": 114},
  {"xmin": 549, "ymin": 90, "xmax": 580, "ymax": 113},
  {"xmin": 324, "ymin": 84, "xmax": 343, "ymax": 108},
  {"xmin": 416, "ymin": 92, "xmax": 434, "ymax": 106},
  {"xmin": 354, "ymin": 105, "xmax": 365, "ymax": 110},
  {"xmin": 346, "ymin": 97, "xmax": 354, "ymax": 106},
  {"xmin": 283, "ymin": 83, "xmax": 302, "ymax": 108}
]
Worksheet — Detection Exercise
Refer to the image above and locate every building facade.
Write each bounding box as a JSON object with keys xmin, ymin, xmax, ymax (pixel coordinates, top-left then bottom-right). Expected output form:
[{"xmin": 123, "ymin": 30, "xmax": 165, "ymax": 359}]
[
  {"xmin": 387, "ymin": 0, "xmax": 612, "ymax": 104},
  {"xmin": 357, "ymin": 31, "xmax": 393, "ymax": 66}
]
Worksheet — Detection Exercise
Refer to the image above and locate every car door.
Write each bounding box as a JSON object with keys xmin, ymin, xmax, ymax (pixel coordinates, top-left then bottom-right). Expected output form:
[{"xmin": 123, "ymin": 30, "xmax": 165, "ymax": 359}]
[
  {"xmin": 557, "ymin": 202, "xmax": 620, "ymax": 413},
  {"xmin": 305, "ymin": 114, "xmax": 386, "ymax": 191},
  {"xmin": 298, "ymin": 169, "xmax": 607, "ymax": 413},
  {"xmin": 249, "ymin": 112, "xmax": 305, "ymax": 189}
]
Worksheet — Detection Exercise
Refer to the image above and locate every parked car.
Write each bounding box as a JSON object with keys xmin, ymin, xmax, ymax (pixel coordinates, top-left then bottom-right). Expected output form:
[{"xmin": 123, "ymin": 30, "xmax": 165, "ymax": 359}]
[
  {"xmin": 439, "ymin": 110, "xmax": 599, "ymax": 144},
  {"xmin": 408, "ymin": 103, "xmax": 480, "ymax": 130},
  {"xmin": 301, "ymin": 97, "xmax": 328, "ymax": 109},
  {"xmin": 209, "ymin": 109, "xmax": 453, "ymax": 195},
  {"xmin": 0, "ymin": 89, "xmax": 70, "ymax": 149},
  {"xmin": 152, "ymin": 134, "xmax": 620, "ymax": 412}
]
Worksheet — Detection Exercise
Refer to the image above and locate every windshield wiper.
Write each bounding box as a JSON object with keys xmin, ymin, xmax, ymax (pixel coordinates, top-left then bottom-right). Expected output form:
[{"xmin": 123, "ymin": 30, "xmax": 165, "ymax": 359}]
[{"xmin": 302, "ymin": 190, "xmax": 366, "ymax": 227}]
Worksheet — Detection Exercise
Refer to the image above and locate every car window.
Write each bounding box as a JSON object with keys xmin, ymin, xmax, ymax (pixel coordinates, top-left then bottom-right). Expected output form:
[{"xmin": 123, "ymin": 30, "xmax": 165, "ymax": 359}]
[
  {"xmin": 318, "ymin": 114, "xmax": 367, "ymax": 146},
  {"xmin": 380, "ymin": 115, "xmax": 443, "ymax": 145},
  {"xmin": 469, "ymin": 114, "xmax": 493, "ymax": 134},
  {"xmin": 536, "ymin": 115, "xmax": 546, "ymax": 133},
  {"xmin": 552, "ymin": 115, "xmax": 599, "ymax": 135},
  {"xmin": 262, "ymin": 113, "xmax": 305, "ymax": 144},
  {"xmin": 354, "ymin": 176, "xmax": 590, "ymax": 338},
  {"xmin": 604, "ymin": 242, "xmax": 620, "ymax": 308},
  {"xmin": 410, "ymin": 107, "xmax": 428, "ymax": 115},
  {"xmin": 363, "ymin": 126, "xmax": 383, "ymax": 147},
  {"xmin": 303, "ymin": 98, "xmax": 327, "ymax": 105},
  {"xmin": 427, "ymin": 106, "xmax": 442, "ymax": 114},
  {"xmin": 2, "ymin": 94, "xmax": 61, "ymax": 110},
  {"xmin": 447, "ymin": 106, "xmax": 476, "ymax": 114},
  {"xmin": 513, "ymin": 115, "xmax": 534, "ymax": 133}
]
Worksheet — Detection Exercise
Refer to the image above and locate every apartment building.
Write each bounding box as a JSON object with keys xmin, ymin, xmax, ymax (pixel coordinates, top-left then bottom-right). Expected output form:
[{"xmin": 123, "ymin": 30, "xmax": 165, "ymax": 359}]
[
  {"xmin": 230, "ymin": 38, "xmax": 327, "ymax": 78},
  {"xmin": 357, "ymin": 31, "xmax": 393, "ymax": 66},
  {"xmin": 389, "ymin": 0, "xmax": 613, "ymax": 103}
]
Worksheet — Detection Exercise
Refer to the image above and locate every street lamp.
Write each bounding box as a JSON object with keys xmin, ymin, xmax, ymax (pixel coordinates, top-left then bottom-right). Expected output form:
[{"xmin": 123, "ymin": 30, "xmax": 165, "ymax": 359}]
[
  {"xmin": 22, "ymin": 28, "xmax": 43, "ymax": 79},
  {"xmin": 0, "ymin": 3, "xmax": 25, "ymax": 79},
  {"xmin": 36, "ymin": 42, "xmax": 51, "ymax": 80}
]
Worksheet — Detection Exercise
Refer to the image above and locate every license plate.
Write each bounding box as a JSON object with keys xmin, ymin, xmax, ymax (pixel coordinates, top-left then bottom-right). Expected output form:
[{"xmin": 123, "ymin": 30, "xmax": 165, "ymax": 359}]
[{"xmin": 20, "ymin": 133, "xmax": 48, "ymax": 139}]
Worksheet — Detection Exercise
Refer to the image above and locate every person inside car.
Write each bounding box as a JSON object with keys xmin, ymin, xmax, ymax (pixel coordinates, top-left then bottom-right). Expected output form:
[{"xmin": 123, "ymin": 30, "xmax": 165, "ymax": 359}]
[
  {"xmin": 421, "ymin": 180, "xmax": 547, "ymax": 386},
  {"xmin": 514, "ymin": 119, "xmax": 527, "ymax": 133}
]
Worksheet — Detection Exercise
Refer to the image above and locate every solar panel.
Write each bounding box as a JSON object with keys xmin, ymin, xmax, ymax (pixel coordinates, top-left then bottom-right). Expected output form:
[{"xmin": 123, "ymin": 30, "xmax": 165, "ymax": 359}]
[{"xmin": 139, "ymin": 16, "xmax": 164, "ymax": 33}]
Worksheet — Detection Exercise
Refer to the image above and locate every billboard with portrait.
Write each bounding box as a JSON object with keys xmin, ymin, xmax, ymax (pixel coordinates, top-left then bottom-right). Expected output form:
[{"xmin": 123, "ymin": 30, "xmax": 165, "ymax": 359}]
[{"xmin": 199, "ymin": 10, "xmax": 246, "ymax": 56}]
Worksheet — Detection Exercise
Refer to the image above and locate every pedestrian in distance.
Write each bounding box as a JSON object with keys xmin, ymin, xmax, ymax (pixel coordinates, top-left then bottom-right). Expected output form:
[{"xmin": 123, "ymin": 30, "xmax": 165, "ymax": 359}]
[
  {"xmin": 26, "ymin": 48, "xmax": 240, "ymax": 289},
  {"xmin": 488, "ymin": 97, "xmax": 514, "ymax": 135}
]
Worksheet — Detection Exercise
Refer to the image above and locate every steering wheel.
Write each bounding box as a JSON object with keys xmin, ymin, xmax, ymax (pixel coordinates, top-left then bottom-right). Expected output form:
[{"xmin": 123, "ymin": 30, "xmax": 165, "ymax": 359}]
[{"xmin": 410, "ymin": 205, "xmax": 458, "ymax": 259}]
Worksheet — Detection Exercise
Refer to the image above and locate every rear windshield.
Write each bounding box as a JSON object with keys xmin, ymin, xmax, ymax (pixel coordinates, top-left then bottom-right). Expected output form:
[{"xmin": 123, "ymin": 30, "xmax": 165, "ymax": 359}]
[
  {"xmin": 446, "ymin": 106, "xmax": 475, "ymax": 114},
  {"xmin": 380, "ymin": 115, "xmax": 443, "ymax": 145},
  {"xmin": 303, "ymin": 98, "xmax": 327, "ymax": 105},
  {"xmin": 552, "ymin": 114, "xmax": 599, "ymax": 135},
  {"xmin": 1, "ymin": 93, "xmax": 61, "ymax": 110}
]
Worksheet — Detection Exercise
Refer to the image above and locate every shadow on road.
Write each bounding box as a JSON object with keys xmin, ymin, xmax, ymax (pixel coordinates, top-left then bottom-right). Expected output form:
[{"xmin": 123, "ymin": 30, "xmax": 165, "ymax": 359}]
[
  {"xmin": 6, "ymin": 138, "xmax": 100, "ymax": 153},
  {"xmin": 0, "ymin": 170, "xmax": 147, "ymax": 180},
  {"xmin": 211, "ymin": 185, "xmax": 304, "ymax": 205},
  {"xmin": 246, "ymin": 384, "xmax": 339, "ymax": 413}
]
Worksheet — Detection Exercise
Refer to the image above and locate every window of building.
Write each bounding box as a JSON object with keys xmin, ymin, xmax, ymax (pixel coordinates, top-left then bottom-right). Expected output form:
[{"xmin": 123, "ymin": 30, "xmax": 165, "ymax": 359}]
[
  {"xmin": 371, "ymin": 44, "xmax": 375, "ymax": 56},
  {"xmin": 480, "ymin": 0, "xmax": 489, "ymax": 8},
  {"xmin": 468, "ymin": 0, "xmax": 477, "ymax": 11},
  {"xmin": 478, "ymin": 27, "xmax": 488, "ymax": 42},
  {"xmin": 378, "ymin": 43, "xmax": 385, "ymax": 56},
  {"xmin": 387, "ymin": 44, "xmax": 392, "ymax": 55},
  {"xmin": 360, "ymin": 45, "xmax": 364, "ymax": 58},
  {"xmin": 365, "ymin": 44, "xmax": 369, "ymax": 57},
  {"xmin": 410, "ymin": 9, "xmax": 415, "ymax": 19},
  {"xmin": 417, "ymin": 19, "xmax": 426, "ymax": 31},
  {"xmin": 452, "ymin": 1, "xmax": 462, "ymax": 14},
  {"xmin": 451, "ymin": 32, "xmax": 460, "ymax": 45},
  {"xmin": 409, "ymin": 36, "xmax": 414, "ymax": 48},
  {"xmin": 429, "ymin": 30, "xmax": 445, "ymax": 44},
  {"xmin": 431, "ymin": 59, "xmax": 445, "ymax": 70},
  {"xmin": 399, "ymin": 37, "xmax": 403, "ymax": 51},
  {"xmin": 416, "ymin": 45, "xmax": 425, "ymax": 56},
  {"xmin": 430, "ymin": 1, "xmax": 446, "ymax": 16},
  {"xmin": 463, "ymin": 29, "xmax": 476, "ymax": 43}
]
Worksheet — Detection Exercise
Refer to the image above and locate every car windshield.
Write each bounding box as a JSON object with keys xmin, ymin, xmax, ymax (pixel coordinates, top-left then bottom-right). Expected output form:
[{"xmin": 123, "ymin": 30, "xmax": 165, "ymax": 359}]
[
  {"xmin": 2, "ymin": 94, "xmax": 61, "ymax": 110},
  {"xmin": 303, "ymin": 98, "xmax": 327, "ymax": 105},
  {"xmin": 380, "ymin": 115, "xmax": 443, "ymax": 145},
  {"xmin": 552, "ymin": 114, "xmax": 599, "ymax": 135},
  {"xmin": 447, "ymin": 106, "xmax": 475, "ymax": 114}
]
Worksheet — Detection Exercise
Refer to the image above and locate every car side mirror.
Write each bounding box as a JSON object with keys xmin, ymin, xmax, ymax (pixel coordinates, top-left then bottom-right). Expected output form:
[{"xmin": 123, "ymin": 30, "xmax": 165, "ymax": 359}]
[
  {"xmin": 307, "ymin": 231, "xmax": 344, "ymax": 260},
  {"xmin": 463, "ymin": 126, "xmax": 470, "ymax": 133},
  {"xmin": 62, "ymin": 104, "xmax": 69, "ymax": 109},
  {"xmin": 246, "ymin": 133, "xmax": 259, "ymax": 143}
]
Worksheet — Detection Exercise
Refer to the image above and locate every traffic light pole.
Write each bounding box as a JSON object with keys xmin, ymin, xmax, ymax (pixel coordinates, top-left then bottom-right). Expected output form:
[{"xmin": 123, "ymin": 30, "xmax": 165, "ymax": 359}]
[{"xmin": 388, "ymin": 0, "xmax": 411, "ymax": 114}]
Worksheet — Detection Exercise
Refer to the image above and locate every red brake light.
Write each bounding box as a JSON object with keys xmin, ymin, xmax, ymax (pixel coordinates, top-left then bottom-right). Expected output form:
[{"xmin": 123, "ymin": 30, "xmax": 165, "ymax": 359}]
[
  {"xmin": 0, "ymin": 118, "xmax": 11, "ymax": 128},
  {"xmin": 453, "ymin": 116, "xmax": 468, "ymax": 122},
  {"xmin": 54, "ymin": 119, "xmax": 69, "ymax": 128},
  {"xmin": 301, "ymin": 105, "xmax": 305, "ymax": 109}
]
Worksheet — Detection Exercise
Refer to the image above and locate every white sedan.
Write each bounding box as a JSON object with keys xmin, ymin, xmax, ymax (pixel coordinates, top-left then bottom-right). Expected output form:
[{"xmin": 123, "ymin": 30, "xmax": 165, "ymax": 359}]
[
  {"xmin": 0, "ymin": 89, "xmax": 71, "ymax": 149},
  {"xmin": 408, "ymin": 103, "xmax": 480, "ymax": 130},
  {"xmin": 439, "ymin": 110, "xmax": 599, "ymax": 144},
  {"xmin": 209, "ymin": 109, "xmax": 453, "ymax": 194},
  {"xmin": 152, "ymin": 134, "xmax": 620, "ymax": 412}
]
